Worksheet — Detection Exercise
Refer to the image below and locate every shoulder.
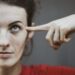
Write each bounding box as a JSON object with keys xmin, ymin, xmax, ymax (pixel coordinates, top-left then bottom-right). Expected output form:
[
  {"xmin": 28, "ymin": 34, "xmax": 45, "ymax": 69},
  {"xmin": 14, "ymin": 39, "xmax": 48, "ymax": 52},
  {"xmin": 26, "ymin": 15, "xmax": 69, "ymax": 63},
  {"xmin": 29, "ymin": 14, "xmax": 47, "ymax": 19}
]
[{"xmin": 20, "ymin": 64, "xmax": 75, "ymax": 75}]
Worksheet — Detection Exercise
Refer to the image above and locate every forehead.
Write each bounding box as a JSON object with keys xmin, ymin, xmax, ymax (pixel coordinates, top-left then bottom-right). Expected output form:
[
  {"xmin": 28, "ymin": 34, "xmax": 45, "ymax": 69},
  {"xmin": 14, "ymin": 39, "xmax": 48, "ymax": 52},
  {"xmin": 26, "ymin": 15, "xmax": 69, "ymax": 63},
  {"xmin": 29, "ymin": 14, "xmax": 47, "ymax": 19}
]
[{"xmin": 0, "ymin": 4, "xmax": 27, "ymax": 24}]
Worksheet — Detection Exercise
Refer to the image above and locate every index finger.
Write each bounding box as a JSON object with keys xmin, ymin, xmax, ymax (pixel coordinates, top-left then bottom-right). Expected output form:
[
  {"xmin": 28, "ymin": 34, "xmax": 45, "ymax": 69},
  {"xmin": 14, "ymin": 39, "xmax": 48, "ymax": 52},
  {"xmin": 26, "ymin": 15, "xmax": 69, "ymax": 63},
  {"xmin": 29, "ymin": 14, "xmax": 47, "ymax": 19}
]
[{"xmin": 26, "ymin": 24, "xmax": 50, "ymax": 31}]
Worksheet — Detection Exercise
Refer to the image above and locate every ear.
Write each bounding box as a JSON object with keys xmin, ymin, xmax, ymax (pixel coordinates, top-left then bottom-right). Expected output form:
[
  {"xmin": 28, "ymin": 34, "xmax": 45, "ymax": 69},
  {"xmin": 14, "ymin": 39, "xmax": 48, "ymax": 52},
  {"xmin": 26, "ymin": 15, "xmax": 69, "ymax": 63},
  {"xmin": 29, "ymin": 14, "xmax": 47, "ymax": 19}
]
[{"xmin": 28, "ymin": 22, "xmax": 35, "ymax": 40}]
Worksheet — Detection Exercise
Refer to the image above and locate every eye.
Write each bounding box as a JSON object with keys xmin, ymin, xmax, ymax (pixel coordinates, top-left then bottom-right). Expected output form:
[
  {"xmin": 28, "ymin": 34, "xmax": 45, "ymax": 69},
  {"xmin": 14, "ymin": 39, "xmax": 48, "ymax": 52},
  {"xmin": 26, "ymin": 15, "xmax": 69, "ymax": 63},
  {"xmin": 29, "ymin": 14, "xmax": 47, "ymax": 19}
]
[{"xmin": 9, "ymin": 24, "xmax": 21, "ymax": 33}]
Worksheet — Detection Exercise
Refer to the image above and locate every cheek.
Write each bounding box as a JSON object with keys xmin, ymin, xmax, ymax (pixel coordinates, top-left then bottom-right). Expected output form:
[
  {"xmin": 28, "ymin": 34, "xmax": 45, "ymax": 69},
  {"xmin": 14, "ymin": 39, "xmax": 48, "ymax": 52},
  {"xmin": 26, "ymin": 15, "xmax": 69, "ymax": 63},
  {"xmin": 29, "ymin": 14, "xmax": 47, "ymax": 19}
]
[{"xmin": 9, "ymin": 31, "xmax": 28, "ymax": 54}]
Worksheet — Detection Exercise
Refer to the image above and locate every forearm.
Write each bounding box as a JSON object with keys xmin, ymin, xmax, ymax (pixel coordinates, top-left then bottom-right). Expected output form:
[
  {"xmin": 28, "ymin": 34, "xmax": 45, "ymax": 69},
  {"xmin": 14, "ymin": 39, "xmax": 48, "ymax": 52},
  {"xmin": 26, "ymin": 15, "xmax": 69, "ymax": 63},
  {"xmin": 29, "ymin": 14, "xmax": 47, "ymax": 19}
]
[{"xmin": 51, "ymin": 14, "xmax": 75, "ymax": 30}]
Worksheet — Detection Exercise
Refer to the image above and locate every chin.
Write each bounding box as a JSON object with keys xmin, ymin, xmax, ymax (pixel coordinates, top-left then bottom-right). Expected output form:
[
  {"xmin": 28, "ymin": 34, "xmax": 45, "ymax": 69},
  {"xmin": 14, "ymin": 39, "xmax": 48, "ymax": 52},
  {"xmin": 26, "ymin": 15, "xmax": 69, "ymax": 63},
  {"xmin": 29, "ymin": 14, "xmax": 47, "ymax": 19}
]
[{"xmin": 0, "ymin": 58, "xmax": 20, "ymax": 68}]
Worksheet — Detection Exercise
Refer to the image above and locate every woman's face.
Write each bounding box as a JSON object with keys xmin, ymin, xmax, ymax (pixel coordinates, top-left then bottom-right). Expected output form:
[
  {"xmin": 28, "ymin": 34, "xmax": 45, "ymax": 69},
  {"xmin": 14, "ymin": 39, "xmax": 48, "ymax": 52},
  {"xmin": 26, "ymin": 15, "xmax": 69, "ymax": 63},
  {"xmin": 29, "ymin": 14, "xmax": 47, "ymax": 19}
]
[{"xmin": 0, "ymin": 4, "xmax": 28, "ymax": 67}]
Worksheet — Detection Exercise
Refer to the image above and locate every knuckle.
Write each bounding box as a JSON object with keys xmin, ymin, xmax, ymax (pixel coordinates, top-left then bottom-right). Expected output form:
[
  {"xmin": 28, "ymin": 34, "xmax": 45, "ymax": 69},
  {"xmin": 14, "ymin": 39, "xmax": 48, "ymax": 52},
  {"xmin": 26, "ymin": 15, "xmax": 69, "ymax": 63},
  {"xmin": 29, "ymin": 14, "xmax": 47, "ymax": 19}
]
[
  {"xmin": 54, "ymin": 41, "xmax": 61, "ymax": 46},
  {"xmin": 60, "ymin": 39, "xmax": 64, "ymax": 43},
  {"xmin": 53, "ymin": 45, "xmax": 58, "ymax": 49},
  {"xmin": 45, "ymin": 36, "xmax": 49, "ymax": 40},
  {"xmin": 53, "ymin": 47, "xmax": 59, "ymax": 50},
  {"xmin": 53, "ymin": 39, "xmax": 59, "ymax": 43},
  {"xmin": 53, "ymin": 45, "xmax": 60, "ymax": 49}
]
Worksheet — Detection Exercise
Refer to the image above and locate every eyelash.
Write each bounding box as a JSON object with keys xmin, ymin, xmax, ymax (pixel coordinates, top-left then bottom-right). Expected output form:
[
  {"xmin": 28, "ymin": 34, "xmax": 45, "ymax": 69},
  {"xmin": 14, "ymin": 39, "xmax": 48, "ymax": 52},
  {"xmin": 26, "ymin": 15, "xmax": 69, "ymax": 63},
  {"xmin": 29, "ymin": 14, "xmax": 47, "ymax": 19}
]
[{"xmin": 9, "ymin": 24, "xmax": 22, "ymax": 34}]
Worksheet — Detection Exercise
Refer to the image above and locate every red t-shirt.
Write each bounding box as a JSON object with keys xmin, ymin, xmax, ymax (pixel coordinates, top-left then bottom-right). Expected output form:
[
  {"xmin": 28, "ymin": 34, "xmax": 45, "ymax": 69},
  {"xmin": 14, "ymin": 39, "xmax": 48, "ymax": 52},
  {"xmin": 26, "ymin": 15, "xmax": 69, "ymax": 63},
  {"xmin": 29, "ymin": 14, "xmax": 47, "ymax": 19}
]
[{"xmin": 20, "ymin": 65, "xmax": 75, "ymax": 75}]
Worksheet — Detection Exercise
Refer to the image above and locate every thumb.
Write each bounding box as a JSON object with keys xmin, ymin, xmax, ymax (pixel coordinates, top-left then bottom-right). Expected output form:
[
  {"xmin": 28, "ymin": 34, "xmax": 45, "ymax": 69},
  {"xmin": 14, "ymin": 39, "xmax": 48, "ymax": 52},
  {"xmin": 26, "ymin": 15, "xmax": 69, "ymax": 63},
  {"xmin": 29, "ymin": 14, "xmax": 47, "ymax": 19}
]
[
  {"xmin": 63, "ymin": 28, "xmax": 72, "ymax": 42},
  {"xmin": 64, "ymin": 37, "xmax": 71, "ymax": 42}
]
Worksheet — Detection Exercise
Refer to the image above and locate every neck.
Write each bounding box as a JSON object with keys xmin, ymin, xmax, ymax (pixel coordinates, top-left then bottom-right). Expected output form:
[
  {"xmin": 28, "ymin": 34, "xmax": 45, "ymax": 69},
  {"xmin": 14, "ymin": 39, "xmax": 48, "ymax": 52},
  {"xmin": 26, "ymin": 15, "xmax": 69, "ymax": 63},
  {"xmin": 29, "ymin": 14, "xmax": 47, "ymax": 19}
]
[{"xmin": 0, "ymin": 63, "xmax": 22, "ymax": 75}]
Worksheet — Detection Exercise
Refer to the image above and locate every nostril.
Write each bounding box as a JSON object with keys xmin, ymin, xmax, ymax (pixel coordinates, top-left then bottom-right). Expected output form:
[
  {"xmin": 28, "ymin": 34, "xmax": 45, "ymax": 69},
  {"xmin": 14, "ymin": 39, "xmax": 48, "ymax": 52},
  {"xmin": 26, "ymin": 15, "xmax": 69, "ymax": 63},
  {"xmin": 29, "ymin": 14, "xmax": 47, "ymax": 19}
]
[
  {"xmin": 0, "ymin": 44, "xmax": 10, "ymax": 50},
  {"xmin": 0, "ymin": 44, "xmax": 10, "ymax": 47},
  {"xmin": 6, "ymin": 44, "xmax": 10, "ymax": 47}
]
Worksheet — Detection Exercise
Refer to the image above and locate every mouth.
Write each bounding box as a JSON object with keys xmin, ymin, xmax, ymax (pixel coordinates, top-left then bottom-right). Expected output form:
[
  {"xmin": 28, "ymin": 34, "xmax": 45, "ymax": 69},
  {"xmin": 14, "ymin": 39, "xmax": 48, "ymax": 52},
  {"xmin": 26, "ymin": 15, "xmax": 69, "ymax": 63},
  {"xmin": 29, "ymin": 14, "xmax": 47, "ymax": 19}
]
[
  {"xmin": 0, "ymin": 52, "xmax": 13, "ymax": 54},
  {"xmin": 0, "ymin": 52, "xmax": 14, "ymax": 59}
]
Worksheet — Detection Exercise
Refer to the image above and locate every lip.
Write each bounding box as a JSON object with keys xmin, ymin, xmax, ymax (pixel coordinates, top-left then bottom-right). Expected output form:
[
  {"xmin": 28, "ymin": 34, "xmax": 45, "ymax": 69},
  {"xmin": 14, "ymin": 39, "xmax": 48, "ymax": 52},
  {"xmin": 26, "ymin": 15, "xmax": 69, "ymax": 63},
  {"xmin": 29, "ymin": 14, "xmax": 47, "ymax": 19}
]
[
  {"xmin": 0, "ymin": 52, "xmax": 14, "ymax": 59},
  {"xmin": 0, "ymin": 52, "xmax": 13, "ymax": 54}
]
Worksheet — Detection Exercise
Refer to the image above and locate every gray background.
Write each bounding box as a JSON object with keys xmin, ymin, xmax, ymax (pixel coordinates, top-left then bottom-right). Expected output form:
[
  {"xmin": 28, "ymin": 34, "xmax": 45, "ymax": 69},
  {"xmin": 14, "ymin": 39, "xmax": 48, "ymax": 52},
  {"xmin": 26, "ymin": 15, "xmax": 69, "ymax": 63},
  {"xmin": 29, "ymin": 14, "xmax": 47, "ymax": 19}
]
[{"xmin": 21, "ymin": 0, "xmax": 75, "ymax": 67}]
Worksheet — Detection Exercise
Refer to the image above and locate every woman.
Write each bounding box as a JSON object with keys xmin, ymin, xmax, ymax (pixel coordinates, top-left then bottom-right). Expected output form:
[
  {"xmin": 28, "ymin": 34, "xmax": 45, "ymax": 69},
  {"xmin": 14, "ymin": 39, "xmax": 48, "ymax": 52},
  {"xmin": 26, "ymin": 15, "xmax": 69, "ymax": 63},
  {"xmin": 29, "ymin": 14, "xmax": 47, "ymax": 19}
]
[{"xmin": 0, "ymin": 0, "xmax": 75, "ymax": 75}]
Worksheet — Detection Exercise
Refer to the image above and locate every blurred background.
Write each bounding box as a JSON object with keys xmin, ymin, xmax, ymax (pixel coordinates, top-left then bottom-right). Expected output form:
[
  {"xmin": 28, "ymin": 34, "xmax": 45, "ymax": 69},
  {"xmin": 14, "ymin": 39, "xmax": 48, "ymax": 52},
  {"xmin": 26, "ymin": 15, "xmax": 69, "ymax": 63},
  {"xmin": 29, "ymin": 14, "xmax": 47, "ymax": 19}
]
[{"xmin": 21, "ymin": 0, "xmax": 75, "ymax": 67}]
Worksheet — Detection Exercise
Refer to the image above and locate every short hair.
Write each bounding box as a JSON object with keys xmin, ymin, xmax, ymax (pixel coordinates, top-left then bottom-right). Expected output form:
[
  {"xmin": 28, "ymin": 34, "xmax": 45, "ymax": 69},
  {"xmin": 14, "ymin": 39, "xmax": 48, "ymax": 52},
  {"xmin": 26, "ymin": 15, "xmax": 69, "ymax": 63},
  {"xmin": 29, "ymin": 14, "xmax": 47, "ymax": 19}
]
[{"xmin": 0, "ymin": 0, "xmax": 36, "ymax": 26}]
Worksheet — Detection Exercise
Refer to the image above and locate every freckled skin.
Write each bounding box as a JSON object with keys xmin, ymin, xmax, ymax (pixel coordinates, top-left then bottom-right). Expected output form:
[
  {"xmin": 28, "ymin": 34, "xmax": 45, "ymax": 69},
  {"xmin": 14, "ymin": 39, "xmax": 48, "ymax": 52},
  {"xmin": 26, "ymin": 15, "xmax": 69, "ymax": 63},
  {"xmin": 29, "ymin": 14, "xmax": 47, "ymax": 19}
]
[{"xmin": 0, "ymin": 4, "xmax": 28, "ymax": 67}]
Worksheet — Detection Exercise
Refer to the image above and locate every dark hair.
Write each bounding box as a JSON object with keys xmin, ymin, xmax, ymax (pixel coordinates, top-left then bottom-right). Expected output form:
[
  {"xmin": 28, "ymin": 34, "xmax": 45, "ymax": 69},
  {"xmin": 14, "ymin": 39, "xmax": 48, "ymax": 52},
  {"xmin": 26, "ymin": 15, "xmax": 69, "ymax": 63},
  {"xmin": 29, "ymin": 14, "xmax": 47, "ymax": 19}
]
[{"xmin": 0, "ymin": 0, "xmax": 36, "ymax": 26}]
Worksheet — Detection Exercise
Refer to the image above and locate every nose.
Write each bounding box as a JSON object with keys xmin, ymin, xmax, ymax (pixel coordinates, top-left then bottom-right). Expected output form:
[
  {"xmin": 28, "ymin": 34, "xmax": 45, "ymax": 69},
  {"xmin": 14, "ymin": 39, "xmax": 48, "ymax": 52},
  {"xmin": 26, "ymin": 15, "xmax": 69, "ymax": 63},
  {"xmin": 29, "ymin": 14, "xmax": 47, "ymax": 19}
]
[
  {"xmin": 0, "ymin": 40, "xmax": 9, "ymax": 48},
  {"xmin": 0, "ymin": 30, "xmax": 10, "ymax": 49}
]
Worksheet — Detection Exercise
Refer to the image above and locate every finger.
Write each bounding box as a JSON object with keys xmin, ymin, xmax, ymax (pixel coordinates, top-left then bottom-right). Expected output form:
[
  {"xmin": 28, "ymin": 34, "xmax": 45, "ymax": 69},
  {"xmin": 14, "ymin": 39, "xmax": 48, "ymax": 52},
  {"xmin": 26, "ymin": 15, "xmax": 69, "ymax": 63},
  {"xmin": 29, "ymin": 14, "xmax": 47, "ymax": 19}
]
[
  {"xmin": 60, "ymin": 28, "xmax": 71, "ymax": 43},
  {"xmin": 45, "ymin": 26, "xmax": 55, "ymax": 47},
  {"xmin": 64, "ymin": 37, "xmax": 71, "ymax": 42},
  {"xmin": 63, "ymin": 29, "xmax": 71, "ymax": 42},
  {"xmin": 26, "ymin": 24, "xmax": 50, "ymax": 31},
  {"xmin": 53, "ymin": 27, "xmax": 61, "ymax": 49},
  {"xmin": 53, "ymin": 44, "xmax": 61, "ymax": 50},
  {"xmin": 53, "ymin": 26, "xmax": 60, "ymax": 44},
  {"xmin": 60, "ymin": 29, "xmax": 65, "ymax": 43}
]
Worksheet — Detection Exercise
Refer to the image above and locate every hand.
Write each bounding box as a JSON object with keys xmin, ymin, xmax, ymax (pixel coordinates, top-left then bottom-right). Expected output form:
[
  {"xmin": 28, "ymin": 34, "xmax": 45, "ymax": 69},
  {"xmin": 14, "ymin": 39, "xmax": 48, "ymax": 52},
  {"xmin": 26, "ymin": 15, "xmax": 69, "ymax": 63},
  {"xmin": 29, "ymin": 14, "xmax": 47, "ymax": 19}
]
[{"xmin": 26, "ymin": 14, "xmax": 75, "ymax": 49}]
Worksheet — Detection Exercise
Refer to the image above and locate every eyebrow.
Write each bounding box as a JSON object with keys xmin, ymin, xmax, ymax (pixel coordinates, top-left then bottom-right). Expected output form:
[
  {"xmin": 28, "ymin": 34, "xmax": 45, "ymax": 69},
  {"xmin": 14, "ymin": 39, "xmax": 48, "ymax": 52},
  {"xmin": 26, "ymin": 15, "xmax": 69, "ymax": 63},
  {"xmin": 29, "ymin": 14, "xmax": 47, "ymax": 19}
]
[{"xmin": 9, "ymin": 21, "xmax": 22, "ymax": 26}]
